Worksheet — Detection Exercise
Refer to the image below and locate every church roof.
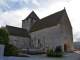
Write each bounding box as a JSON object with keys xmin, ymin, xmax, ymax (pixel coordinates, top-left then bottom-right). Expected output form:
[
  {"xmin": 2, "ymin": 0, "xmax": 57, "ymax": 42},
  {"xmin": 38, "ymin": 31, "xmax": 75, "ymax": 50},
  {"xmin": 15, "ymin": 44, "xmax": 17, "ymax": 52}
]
[
  {"xmin": 30, "ymin": 9, "xmax": 65, "ymax": 32},
  {"xmin": 6, "ymin": 25, "xmax": 30, "ymax": 38},
  {"xmin": 24, "ymin": 11, "xmax": 39, "ymax": 20}
]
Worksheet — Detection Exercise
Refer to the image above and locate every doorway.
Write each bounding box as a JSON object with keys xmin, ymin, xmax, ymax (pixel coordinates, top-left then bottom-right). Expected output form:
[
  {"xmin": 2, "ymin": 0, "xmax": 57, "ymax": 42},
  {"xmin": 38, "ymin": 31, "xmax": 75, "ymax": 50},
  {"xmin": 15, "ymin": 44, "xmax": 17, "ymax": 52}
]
[
  {"xmin": 64, "ymin": 44, "xmax": 67, "ymax": 52},
  {"xmin": 64, "ymin": 40, "xmax": 71, "ymax": 52}
]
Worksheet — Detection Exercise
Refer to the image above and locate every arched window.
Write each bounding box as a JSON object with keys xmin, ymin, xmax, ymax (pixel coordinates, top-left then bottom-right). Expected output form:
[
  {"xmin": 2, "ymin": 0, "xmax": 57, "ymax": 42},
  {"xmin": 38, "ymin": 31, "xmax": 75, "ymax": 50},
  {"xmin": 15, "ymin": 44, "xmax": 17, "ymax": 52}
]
[
  {"xmin": 31, "ymin": 19, "xmax": 33, "ymax": 23},
  {"xmin": 14, "ymin": 40, "xmax": 17, "ymax": 46},
  {"xmin": 23, "ymin": 41, "xmax": 25, "ymax": 46},
  {"xmin": 38, "ymin": 39, "xmax": 40, "ymax": 44}
]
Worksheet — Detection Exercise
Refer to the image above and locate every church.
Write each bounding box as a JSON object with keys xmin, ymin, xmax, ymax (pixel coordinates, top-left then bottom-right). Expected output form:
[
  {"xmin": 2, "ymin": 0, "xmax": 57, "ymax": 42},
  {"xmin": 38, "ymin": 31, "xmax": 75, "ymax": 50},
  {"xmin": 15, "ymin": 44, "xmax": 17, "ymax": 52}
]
[{"xmin": 6, "ymin": 8, "xmax": 74, "ymax": 52}]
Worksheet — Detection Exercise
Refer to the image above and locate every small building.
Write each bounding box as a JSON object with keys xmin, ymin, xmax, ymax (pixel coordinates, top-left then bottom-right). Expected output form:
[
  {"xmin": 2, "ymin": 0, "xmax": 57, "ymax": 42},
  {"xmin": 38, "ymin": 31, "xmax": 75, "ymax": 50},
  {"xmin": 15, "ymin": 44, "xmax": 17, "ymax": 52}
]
[{"xmin": 6, "ymin": 25, "xmax": 30, "ymax": 50}]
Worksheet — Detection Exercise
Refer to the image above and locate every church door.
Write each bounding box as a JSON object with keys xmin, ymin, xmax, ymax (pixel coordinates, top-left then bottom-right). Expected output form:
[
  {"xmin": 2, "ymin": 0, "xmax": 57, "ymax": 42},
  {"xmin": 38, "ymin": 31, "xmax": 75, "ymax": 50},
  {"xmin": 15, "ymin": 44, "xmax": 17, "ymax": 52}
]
[{"xmin": 64, "ymin": 44, "xmax": 67, "ymax": 53}]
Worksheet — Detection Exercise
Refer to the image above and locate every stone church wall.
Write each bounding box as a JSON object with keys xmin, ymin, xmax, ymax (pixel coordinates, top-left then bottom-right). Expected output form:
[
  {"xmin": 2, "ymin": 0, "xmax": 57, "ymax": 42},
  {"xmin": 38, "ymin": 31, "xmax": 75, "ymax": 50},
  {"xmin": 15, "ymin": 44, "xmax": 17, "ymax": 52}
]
[
  {"xmin": 60, "ymin": 11, "xmax": 74, "ymax": 52},
  {"xmin": 22, "ymin": 18, "xmax": 37, "ymax": 31},
  {"xmin": 31, "ymin": 23, "xmax": 74, "ymax": 52},
  {"xmin": 9, "ymin": 35, "xmax": 30, "ymax": 49},
  {"xmin": 59, "ymin": 24, "xmax": 74, "ymax": 52},
  {"xmin": 30, "ymin": 24, "xmax": 63, "ymax": 52}
]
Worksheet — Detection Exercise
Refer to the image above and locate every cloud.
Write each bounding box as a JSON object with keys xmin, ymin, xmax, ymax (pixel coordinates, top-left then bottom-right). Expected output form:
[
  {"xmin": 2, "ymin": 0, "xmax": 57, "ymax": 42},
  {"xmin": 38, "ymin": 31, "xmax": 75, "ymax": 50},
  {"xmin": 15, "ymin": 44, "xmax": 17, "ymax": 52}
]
[
  {"xmin": 0, "ymin": 7, "xmax": 32, "ymax": 27},
  {"xmin": 65, "ymin": 0, "xmax": 80, "ymax": 42},
  {"xmin": 32, "ymin": 0, "xmax": 39, "ymax": 6},
  {"xmin": 73, "ymin": 31, "xmax": 80, "ymax": 42},
  {"xmin": 0, "ymin": 0, "xmax": 10, "ymax": 9},
  {"xmin": 8, "ymin": 0, "xmax": 29, "ymax": 5},
  {"xmin": 34, "ymin": 0, "xmax": 70, "ymax": 8},
  {"xmin": 0, "ymin": 0, "xmax": 29, "ymax": 11},
  {"xmin": 35, "ymin": 2, "xmax": 68, "ymax": 19}
]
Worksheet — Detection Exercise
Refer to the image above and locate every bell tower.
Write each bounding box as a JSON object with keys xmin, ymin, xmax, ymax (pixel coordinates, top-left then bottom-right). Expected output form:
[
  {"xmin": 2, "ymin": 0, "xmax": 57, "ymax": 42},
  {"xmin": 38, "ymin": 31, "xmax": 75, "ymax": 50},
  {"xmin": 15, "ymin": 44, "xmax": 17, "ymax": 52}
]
[{"xmin": 22, "ymin": 11, "xmax": 39, "ymax": 32}]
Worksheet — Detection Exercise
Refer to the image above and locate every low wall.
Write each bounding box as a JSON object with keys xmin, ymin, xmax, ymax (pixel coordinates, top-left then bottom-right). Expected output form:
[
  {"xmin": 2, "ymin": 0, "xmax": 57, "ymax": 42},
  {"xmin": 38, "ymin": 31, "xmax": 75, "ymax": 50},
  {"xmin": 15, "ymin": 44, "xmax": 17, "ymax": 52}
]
[{"xmin": 0, "ymin": 44, "xmax": 4, "ymax": 57}]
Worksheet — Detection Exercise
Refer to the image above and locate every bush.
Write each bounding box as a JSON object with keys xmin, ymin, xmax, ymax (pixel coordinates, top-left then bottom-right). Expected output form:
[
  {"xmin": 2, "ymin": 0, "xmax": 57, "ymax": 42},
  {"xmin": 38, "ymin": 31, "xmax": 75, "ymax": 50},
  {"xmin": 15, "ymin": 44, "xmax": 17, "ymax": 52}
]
[
  {"xmin": 53, "ymin": 46, "xmax": 63, "ymax": 57},
  {"xmin": 46, "ymin": 48, "xmax": 53, "ymax": 57},
  {"xmin": 4, "ymin": 44, "xmax": 18, "ymax": 56}
]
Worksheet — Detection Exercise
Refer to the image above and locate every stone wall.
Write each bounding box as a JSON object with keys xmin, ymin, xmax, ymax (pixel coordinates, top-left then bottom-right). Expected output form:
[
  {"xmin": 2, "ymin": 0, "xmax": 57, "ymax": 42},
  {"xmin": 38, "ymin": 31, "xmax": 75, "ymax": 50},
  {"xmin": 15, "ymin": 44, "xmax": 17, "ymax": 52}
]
[
  {"xmin": 30, "ymin": 24, "xmax": 62, "ymax": 52},
  {"xmin": 60, "ymin": 10, "xmax": 74, "ymax": 52},
  {"xmin": 30, "ymin": 11, "xmax": 74, "ymax": 52},
  {"xmin": 9, "ymin": 35, "xmax": 30, "ymax": 49},
  {"xmin": 22, "ymin": 18, "xmax": 37, "ymax": 31}
]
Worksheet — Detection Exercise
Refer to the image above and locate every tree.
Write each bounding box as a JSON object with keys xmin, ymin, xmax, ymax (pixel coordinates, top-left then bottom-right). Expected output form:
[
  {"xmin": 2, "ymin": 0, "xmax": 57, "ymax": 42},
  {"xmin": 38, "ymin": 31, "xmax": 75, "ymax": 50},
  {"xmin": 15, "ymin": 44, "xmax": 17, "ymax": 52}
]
[{"xmin": 0, "ymin": 27, "xmax": 10, "ymax": 45}]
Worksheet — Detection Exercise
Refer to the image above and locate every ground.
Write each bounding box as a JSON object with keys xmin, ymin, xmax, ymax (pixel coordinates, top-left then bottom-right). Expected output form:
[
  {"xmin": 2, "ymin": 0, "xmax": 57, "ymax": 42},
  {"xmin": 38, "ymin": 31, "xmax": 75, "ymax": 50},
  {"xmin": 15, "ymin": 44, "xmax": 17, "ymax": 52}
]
[{"xmin": 1, "ymin": 51, "xmax": 79, "ymax": 60}]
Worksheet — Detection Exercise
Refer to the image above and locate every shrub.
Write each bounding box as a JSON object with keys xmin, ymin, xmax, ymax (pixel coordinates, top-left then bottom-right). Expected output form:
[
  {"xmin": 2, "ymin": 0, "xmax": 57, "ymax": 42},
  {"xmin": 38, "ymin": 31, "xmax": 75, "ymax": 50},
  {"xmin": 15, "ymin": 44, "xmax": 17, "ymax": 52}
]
[
  {"xmin": 46, "ymin": 48, "xmax": 53, "ymax": 57},
  {"xmin": 4, "ymin": 44, "xmax": 18, "ymax": 56},
  {"xmin": 53, "ymin": 46, "xmax": 63, "ymax": 57}
]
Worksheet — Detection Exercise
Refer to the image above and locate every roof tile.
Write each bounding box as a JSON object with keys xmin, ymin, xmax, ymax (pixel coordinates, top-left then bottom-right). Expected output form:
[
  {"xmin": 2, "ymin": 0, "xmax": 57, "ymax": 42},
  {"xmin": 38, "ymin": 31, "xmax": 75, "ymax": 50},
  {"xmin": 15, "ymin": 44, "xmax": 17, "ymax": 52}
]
[{"xmin": 6, "ymin": 25, "xmax": 30, "ymax": 38}]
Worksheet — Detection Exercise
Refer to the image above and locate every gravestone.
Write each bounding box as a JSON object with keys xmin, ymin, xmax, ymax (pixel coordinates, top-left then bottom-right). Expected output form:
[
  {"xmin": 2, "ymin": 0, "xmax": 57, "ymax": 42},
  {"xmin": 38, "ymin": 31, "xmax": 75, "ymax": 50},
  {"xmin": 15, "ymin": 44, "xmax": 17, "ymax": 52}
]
[{"xmin": 0, "ymin": 44, "xmax": 4, "ymax": 57}]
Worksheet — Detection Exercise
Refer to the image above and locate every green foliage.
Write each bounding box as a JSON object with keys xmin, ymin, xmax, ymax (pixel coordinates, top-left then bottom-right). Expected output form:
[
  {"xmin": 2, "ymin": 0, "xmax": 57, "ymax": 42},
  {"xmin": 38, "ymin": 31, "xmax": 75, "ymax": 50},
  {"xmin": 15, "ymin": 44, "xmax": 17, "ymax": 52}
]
[
  {"xmin": 53, "ymin": 46, "xmax": 63, "ymax": 57},
  {"xmin": 47, "ymin": 48, "xmax": 53, "ymax": 57},
  {"xmin": 0, "ymin": 27, "xmax": 10, "ymax": 45},
  {"xmin": 0, "ymin": 27, "xmax": 18, "ymax": 56},
  {"xmin": 4, "ymin": 44, "xmax": 18, "ymax": 56},
  {"xmin": 54, "ymin": 46, "xmax": 62, "ymax": 53}
]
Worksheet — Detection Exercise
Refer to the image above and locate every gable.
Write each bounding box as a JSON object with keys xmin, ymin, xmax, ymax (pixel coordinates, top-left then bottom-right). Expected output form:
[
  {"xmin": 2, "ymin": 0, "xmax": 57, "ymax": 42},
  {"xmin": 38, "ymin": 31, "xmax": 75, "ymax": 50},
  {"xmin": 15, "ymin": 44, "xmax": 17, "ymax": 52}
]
[
  {"xmin": 30, "ymin": 9, "xmax": 64, "ymax": 32},
  {"xmin": 6, "ymin": 25, "xmax": 30, "ymax": 38},
  {"xmin": 60, "ymin": 9, "xmax": 72, "ymax": 28},
  {"xmin": 23, "ymin": 11, "xmax": 40, "ymax": 21}
]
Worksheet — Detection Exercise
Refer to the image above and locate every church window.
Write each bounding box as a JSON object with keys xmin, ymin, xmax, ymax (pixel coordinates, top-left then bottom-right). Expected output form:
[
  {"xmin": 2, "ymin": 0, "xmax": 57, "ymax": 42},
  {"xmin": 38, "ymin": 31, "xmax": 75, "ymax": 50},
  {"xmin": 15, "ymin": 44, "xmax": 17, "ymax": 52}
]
[
  {"xmin": 38, "ymin": 39, "xmax": 40, "ymax": 44},
  {"xmin": 31, "ymin": 19, "xmax": 33, "ymax": 23},
  {"xmin": 44, "ymin": 36, "xmax": 45, "ymax": 47},
  {"xmin": 15, "ymin": 40, "xmax": 17, "ymax": 41},
  {"xmin": 31, "ymin": 40, "xmax": 34, "ymax": 47},
  {"xmin": 38, "ymin": 39, "xmax": 42, "ymax": 48},
  {"xmin": 14, "ymin": 40, "xmax": 17, "ymax": 46},
  {"xmin": 23, "ymin": 41, "xmax": 25, "ymax": 46}
]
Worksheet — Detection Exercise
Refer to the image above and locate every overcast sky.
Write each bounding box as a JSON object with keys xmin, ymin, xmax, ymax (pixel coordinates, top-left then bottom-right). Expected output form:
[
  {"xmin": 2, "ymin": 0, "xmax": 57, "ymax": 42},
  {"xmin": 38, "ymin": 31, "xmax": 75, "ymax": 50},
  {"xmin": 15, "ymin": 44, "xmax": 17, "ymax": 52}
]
[{"xmin": 0, "ymin": 0, "xmax": 80, "ymax": 42}]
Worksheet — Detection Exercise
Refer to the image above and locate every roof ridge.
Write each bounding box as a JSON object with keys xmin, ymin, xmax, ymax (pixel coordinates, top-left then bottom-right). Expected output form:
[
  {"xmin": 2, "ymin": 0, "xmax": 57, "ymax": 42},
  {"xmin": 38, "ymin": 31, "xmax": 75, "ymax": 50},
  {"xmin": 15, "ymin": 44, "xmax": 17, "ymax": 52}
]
[
  {"xmin": 23, "ymin": 11, "xmax": 39, "ymax": 20},
  {"xmin": 41, "ymin": 9, "xmax": 64, "ymax": 20},
  {"xmin": 6, "ymin": 25, "xmax": 27, "ymax": 30}
]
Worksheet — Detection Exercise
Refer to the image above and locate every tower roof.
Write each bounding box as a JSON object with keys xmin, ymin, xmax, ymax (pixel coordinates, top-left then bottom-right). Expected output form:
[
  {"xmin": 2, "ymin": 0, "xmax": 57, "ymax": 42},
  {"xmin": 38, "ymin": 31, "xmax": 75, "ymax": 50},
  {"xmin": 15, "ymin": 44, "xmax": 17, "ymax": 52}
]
[{"xmin": 25, "ymin": 11, "xmax": 39, "ymax": 20}]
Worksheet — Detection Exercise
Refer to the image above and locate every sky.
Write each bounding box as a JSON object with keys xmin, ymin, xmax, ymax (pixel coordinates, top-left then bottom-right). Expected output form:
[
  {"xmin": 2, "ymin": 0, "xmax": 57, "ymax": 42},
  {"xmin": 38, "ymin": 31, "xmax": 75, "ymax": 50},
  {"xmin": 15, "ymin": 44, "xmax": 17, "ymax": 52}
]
[{"xmin": 0, "ymin": 0, "xmax": 80, "ymax": 42}]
